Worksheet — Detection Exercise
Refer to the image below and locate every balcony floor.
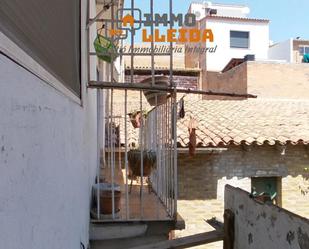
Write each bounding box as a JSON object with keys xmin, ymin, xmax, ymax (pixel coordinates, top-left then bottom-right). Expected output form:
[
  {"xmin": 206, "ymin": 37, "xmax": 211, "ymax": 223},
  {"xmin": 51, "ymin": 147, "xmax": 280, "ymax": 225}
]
[{"xmin": 92, "ymin": 166, "xmax": 171, "ymax": 221}]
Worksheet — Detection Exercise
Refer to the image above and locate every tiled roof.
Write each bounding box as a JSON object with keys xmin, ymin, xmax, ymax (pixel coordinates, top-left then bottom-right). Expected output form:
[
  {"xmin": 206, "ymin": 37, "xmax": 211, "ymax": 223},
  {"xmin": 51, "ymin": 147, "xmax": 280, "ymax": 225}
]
[
  {"xmin": 112, "ymin": 99, "xmax": 309, "ymax": 148},
  {"xmin": 177, "ymin": 99, "xmax": 309, "ymax": 147}
]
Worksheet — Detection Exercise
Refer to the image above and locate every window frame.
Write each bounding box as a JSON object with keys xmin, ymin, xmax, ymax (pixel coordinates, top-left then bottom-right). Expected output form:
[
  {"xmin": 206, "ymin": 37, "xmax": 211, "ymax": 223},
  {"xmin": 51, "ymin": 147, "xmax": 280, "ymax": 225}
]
[
  {"xmin": 0, "ymin": 0, "xmax": 82, "ymax": 104},
  {"xmin": 230, "ymin": 30, "xmax": 250, "ymax": 49},
  {"xmin": 299, "ymin": 45, "xmax": 309, "ymax": 56},
  {"xmin": 251, "ymin": 176, "xmax": 282, "ymax": 207}
]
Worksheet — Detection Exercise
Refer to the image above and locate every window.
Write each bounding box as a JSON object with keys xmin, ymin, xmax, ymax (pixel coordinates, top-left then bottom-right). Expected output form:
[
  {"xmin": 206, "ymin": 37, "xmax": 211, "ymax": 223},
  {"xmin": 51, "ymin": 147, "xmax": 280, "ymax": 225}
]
[
  {"xmin": 230, "ymin": 31, "xmax": 249, "ymax": 49},
  {"xmin": 0, "ymin": 0, "xmax": 81, "ymax": 97},
  {"xmin": 251, "ymin": 177, "xmax": 281, "ymax": 206},
  {"xmin": 299, "ymin": 46, "xmax": 309, "ymax": 55}
]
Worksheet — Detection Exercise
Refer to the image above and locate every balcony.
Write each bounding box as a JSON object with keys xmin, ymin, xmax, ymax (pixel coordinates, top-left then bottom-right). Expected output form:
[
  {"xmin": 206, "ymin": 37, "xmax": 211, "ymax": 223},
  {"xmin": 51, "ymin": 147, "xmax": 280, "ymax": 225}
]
[{"xmin": 91, "ymin": 95, "xmax": 177, "ymax": 222}]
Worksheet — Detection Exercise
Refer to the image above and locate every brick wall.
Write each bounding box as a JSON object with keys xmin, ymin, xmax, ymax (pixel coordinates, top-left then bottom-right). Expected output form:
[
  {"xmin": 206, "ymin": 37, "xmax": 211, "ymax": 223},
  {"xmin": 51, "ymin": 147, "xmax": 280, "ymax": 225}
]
[
  {"xmin": 113, "ymin": 73, "xmax": 201, "ymax": 104},
  {"xmin": 176, "ymin": 145, "xmax": 309, "ymax": 248},
  {"xmin": 124, "ymin": 74, "xmax": 199, "ymax": 90},
  {"xmin": 123, "ymin": 44, "xmax": 185, "ymax": 69},
  {"xmin": 204, "ymin": 61, "xmax": 309, "ymax": 100}
]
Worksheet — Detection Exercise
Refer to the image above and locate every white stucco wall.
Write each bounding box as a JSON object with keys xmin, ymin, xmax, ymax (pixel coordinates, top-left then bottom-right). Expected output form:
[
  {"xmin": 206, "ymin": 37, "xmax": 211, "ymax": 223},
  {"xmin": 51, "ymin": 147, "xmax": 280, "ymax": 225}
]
[
  {"xmin": 0, "ymin": 53, "xmax": 98, "ymax": 249},
  {"xmin": 204, "ymin": 19, "xmax": 269, "ymax": 71},
  {"xmin": 0, "ymin": 0, "xmax": 99, "ymax": 248},
  {"xmin": 268, "ymin": 39, "xmax": 293, "ymax": 63}
]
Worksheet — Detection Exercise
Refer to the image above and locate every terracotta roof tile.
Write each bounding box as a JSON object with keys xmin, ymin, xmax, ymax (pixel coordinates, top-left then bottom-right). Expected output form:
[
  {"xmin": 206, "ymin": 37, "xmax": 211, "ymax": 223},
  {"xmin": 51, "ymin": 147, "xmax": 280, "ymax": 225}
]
[
  {"xmin": 177, "ymin": 99, "xmax": 309, "ymax": 147},
  {"xmin": 112, "ymin": 98, "xmax": 309, "ymax": 148}
]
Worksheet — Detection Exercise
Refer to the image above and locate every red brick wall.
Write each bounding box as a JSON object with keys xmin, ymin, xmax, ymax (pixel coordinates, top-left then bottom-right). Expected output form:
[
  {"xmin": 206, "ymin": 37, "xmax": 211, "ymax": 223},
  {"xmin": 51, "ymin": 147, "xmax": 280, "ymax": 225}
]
[{"xmin": 125, "ymin": 74, "xmax": 199, "ymax": 90}]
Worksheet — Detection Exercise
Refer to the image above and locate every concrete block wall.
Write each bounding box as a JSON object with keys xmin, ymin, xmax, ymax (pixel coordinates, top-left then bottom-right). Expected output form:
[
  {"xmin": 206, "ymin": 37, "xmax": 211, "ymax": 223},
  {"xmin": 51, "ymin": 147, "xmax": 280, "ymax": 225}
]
[{"xmin": 176, "ymin": 145, "xmax": 309, "ymax": 248}]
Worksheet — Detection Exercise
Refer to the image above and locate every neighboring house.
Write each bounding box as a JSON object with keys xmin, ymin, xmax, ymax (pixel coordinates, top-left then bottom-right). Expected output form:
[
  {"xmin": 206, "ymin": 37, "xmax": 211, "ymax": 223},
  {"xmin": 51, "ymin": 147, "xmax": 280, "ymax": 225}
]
[
  {"xmin": 269, "ymin": 38, "xmax": 309, "ymax": 63},
  {"xmin": 187, "ymin": 5, "xmax": 309, "ymax": 100},
  {"xmin": 175, "ymin": 99, "xmax": 309, "ymax": 248},
  {"xmin": 185, "ymin": 2, "xmax": 270, "ymax": 73}
]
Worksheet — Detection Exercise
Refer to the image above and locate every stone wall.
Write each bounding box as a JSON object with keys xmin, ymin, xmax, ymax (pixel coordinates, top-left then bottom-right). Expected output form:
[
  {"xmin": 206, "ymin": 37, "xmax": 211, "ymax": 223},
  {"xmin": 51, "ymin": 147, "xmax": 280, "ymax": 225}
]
[{"xmin": 176, "ymin": 145, "xmax": 309, "ymax": 248}]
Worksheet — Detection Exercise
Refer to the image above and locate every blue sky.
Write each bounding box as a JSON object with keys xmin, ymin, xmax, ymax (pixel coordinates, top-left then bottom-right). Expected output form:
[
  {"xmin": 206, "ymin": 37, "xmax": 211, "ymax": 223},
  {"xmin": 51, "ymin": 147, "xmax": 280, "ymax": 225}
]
[{"xmin": 124, "ymin": 0, "xmax": 309, "ymax": 43}]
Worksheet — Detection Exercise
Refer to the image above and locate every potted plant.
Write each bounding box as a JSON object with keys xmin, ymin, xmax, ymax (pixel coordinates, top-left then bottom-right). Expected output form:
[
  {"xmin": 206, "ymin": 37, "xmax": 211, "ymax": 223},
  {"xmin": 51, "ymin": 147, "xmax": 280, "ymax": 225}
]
[
  {"xmin": 127, "ymin": 149, "xmax": 157, "ymax": 193},
  {"xmin": 140, "ymin": 76, "xmax": 169, "ymax": 106},
  {"xmin": 128, "ymin": 110, "xmax": 147, "ymax": 128},
  {"xmin": 92, "ymin": 183, "xmax": 121, "ymax": 215}
]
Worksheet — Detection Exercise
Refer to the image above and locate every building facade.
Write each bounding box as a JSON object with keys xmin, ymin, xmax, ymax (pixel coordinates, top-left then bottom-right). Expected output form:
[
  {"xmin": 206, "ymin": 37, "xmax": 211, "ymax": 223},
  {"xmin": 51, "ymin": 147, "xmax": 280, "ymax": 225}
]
[
  {"xmin": 175, "ymin": 99, "xmax": 309, "ymax": 248},
  {"xmin": 269, "ymin": 38, "xmax": 309, "ymax": 63},
  {"xmin": 185, "ymin": 2, "xmax": 270, "ymax": 72},
  {"xmin": 0, "ymin": 0, "xmax": 100, "ymax": 248}
]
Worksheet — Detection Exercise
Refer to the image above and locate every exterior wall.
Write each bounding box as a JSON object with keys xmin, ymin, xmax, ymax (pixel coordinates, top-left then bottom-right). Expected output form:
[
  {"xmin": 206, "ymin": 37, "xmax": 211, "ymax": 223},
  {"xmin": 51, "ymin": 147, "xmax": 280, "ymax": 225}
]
[
  {"xmin": 189, "ymin": 3, "xmax": 206, "ymax": 20},
  {"xmin": 0, "ymin": 0, "xmax": 99, "ymax": 248},
  {"xmin": 205, "ymin": 61, "xmax": 309, "ymax": 99},
  {"xmin": 125, "ymin": 74, "xmax": 199, "ymax": 90},
  {"xmin": 176, "ymin": 145, "xmax": 309, "ymax": 248},
  {"xmin": 185, "ymin": 50, "xmax": 200, "ymax": 69},
  {"xmin": 0, "ymin": 54, "xmax": 98, "ymax": 249},
  {"xmin": 189, "ymin": 2, "xmax": 249, "ymax": 20},
  {"xmin": 265, "ymin": 39, "xmax": 309, "ymax": 64},
  {"xmin": 199, "ymin": 20, "xmax": 208, "ymax": 92},
  {"xmin": 293, "ymin": 40, "xmax": 309, "ymax": 64},
  {"xmin": 204, "ymin": 18, "xmax": 269, "ymax": 72},
  {"xmin": 184, "ymin": 27, "xmax": 201, "ymax": 70},
  {"xmin": 268, "ymin": 39, "xmax": 293, "ymax": 62},
  {"xmin": 225, "ymin": 185, "xmax": 309, "ymax": 249},
  {"xmin": 204, "ymin": 62, "xmax": 247, "ymax": 100},
  {"xmin": 123, "ymin": 44, "xmax": 185, "ymax": 69},
  {"xmin": 247, "ymin": 61, "xmax": 309, "ymax": 99},
  {"xmin": 120, "ymin": 73, "xmax": 200, "ymax": 104}
]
